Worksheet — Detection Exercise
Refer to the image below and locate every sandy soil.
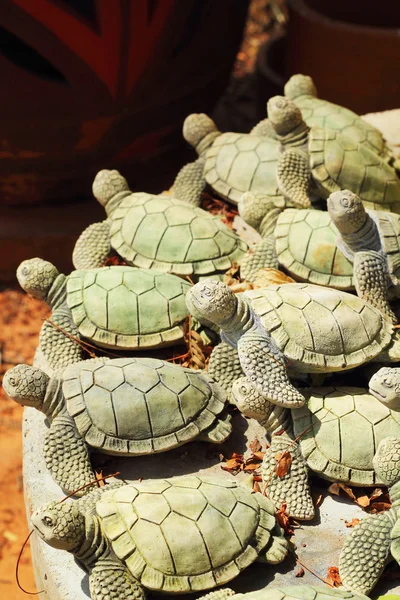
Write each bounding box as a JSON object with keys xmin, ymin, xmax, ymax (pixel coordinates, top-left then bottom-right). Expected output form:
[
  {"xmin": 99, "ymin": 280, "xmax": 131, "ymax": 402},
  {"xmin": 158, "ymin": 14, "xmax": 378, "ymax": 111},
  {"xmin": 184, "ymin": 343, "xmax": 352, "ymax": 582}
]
[{"xmin": 0, "ymin": 289, "xmax": 49, "ymax": 598}]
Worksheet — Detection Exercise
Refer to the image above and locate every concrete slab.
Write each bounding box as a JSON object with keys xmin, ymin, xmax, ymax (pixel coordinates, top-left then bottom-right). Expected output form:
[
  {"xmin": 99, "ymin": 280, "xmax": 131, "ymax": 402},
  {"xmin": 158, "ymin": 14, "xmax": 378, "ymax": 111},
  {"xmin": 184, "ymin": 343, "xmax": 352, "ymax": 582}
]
[{"xmin": 23, "ymin": 406, "xmax": 400, "ymax": 599}]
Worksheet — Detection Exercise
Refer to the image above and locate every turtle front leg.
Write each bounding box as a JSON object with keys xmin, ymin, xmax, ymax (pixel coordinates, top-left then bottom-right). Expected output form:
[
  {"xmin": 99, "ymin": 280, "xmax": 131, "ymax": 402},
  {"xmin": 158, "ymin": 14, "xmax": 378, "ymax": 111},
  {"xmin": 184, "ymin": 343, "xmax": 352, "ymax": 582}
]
[
  {"xmin": 208, "ymin": 342, "xmax": 245, "ymax": 400},
  {"xmin": 353, "ymin": 250, "xmax": 397, "ymax": 324},
  {"xmin": 276, "ymin": 149, "xmax": 311, "ymax": 208},
  {"xmin": 90, "ymin": 561, "xmax": 146, "ymax": 600},
  {"xmin": 197, "ymin": 413, "xmax": 232, "ymax": 443},
  {"xmin": 339, "ymin": 507, "xmax": 396, "ymax": 595},
  {"xmin": 196, "ymin": 589, "xmax": 237, "ymax": 600},
  {"xmin": 238, "ymin": 191, "xmax": 283, "ymax": 236},
  {"xmin": 258, "ymin": 526, "xmax": 289, "ymax": 564},
  {"xmin": 240, "ymin": 237, "xmax": 279, "ymax": 284},
  {"xmin": 72, "ymin": 219, "xmax": 113, "ymax": 269},
  {"xmin": 44, "ymin": 414, "xmax": 95, "ymax": 496},
  {"xmin": 237, "ymin": 328, "xmax": 305, "ymax": 408},
  {"xmin": 40, "ymin": 308, "xmax": 84, "ymax": 371},
  {"xmin": 172, "ymin": 158, "xmax": 206, "ymax": 206},
  {"xmin": 262, "ymin": 432, "xmax": 314, "ymax": 521}
]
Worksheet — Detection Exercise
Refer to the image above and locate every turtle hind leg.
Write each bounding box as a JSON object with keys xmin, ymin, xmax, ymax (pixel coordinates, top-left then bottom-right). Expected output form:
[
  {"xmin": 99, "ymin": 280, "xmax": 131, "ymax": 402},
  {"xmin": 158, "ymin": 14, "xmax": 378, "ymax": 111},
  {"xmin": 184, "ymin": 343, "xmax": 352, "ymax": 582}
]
[
  {"xmin": 40, "ymin": 309, "xmax": 84, "ymax": 371},
  {"xmin": 354, "ymin": 250, "xmax": 397, "ymax": 324},
  {"xmin": 276, "ymin": 149, "xmax": 311, "ymax": 208},
  {"xmin": 208, "ymin": 342, "xmax": 244, "ymax": 400},
  {"xmin": 72, "ymin": 219, "xmax": 112, "ymax": 270},
  {"xmin": 90, "ymin": 562, "xmax": 146, "ymax": 600},
  {"xmin": 259, "ymin": 532, "xmax": 289, "ymax": 565},
  {"xmin": 44, "ymin": 415, "xmax": 95, "ymax": 496},
  {"xmin": 240, "ymin": 237, "xmax": 279, "ymax": 283},
  {"xmin": 197, "ymin": 413, "xmax": 232, "ymax": 443},
  {"xmin": 173, "ymin": 158, "xmax": 206, "ymax": 206},
  {"xmin": 196, "ymin": 590, "xmax": 237, "ymax": 600},
  {"xmin": 339, "ymin": 507, "xmax": 396, "ymax": 595},
  {"xmin": 262, "ymin": 433, "xmax": 314, "ymax": 521}
]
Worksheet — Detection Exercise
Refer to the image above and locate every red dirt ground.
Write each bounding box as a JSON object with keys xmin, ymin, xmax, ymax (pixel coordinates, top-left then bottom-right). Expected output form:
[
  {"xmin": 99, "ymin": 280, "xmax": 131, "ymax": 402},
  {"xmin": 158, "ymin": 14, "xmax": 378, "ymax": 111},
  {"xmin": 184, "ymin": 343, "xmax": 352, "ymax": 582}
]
[{"xmin": 0, "ymin": 289, "xmax": 49, "ymax": 598}]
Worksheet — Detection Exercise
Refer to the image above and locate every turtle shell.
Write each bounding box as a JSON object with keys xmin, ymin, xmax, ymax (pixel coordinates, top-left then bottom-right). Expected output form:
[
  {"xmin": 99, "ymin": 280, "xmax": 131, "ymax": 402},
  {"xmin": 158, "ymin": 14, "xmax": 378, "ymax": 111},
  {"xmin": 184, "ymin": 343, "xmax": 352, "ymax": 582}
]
[
  {"xmin": 371, "ymin": 209, "xmax": 400, "ymax": 279},
  {"xmin": 66, "ymin": 266, "xmax": 191, "ymax": 350},
  {"xmin": 294, "ymin": 95, "xmax": 386, "ymax": 157},
  {"xmin": 292, "ymin": 387, "xmax": 400, "ymax": 485},
  {"xmin": 308, "ymin": 127, "xmax": 400, "ymax": 214},
  {"xmin": 204, "ymin": 133, "xmax": 283, "ymax": 205},
  {"xmin": 95, "ymin": 475, "xmax": 277, "ymax": 593},
  {"xmin": 234, "ymin": 584, "xmax": 367, "ymax": 600},
  {"xmin": 274, "ymin": 209, "xmax": 354, "ymax": 289},
  {"xmin": 62, "ymin": 358, "xmax": 227, "ymax": 455},
  {"xmin": 244, "ymin": 283, "xmax": 393, "ymax": 373},
  {"xmin": 109, "ymin": 192, "xmax": 248, "ymax": 275}
]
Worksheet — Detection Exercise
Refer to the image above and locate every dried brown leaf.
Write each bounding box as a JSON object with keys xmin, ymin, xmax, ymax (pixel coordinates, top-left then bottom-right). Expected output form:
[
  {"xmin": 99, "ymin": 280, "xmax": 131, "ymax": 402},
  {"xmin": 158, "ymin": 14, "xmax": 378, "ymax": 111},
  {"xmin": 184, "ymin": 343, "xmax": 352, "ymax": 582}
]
[
  {"xmin": 252, "ymin": 451, "xmax": 265, "ymax": 461},
  {"xmin": 275, "ymin": 450, "xmax": 292, "ymax": 478},
  {"xmin": 355, "ymin": 494, "xmax": 370, "ymax": 508},
  {"xmin": 275, "ymin": 501, "xmax": 294, "ymax": 536},
  {"xmin": 368, "ymin": 501, "xmax": 392, "ymax": 513},
  {"xmin": 243, "ymin": 463, "xmax": 260, "ymax": 473},
  {"xmin": 328, "ymin": 482, "xmax": 357, "ymax": 502},
  {"xmin": 345, "ymin": 518, "xmax": 361, "ymax": 528},
  {"xmin": 295, "ymin": 567, "xmax": 305, "ymax": 578},
  {"xmin": 249, "ymin": 438, "xmax": 262, "ymax": 453},
  {"xmin": 253, "ymin": 481, "xmax": 261, "ymax": 493},
  {"xmin": 326, "ymin": 566, "xmax": 342, "ymax": 588}
]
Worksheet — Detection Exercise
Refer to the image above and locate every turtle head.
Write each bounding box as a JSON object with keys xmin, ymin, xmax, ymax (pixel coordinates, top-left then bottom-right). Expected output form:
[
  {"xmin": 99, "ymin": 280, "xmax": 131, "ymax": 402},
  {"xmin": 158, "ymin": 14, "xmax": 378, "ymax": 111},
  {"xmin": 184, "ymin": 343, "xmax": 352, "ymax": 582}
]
[
  {"xmin": 267, "ymin": 96, "xmax": 303, "ymax": 136},
  {"xmin": 373, "ymin": 437, "xmax": 400, "ymax": 487},
  {"xmin": 3, "ymin": 364, "xmax": 49, "ymax": 411},
  {"xmin": 31, "ymin": 500, "xmax": 86, "ymax": 552},
  {"xmin": 92, "ymin": 169, "xmax": 130, "ymax": 216},
  {"xmin": 284, "ymin": 74, "xmax": 317, "ymax": 100},
  {"xmin": 369, "ymin": 367, "xmax": 400, "ymax": 410},
  {"xmin": 17, "ymin": 258, "xmax": 59, "ymax": 302},
  {"xmin": 327, "ymin": 190, "xmax": 366, "ymax": 234},
  {"xmin": 183, "ymin": 113, "xmax": 219, "ymax": 156},
  {"xmin": 232, "ymin": 377, "xmax": 274, "ymax": 421},
  {"xmin": 186, "ymin": 280, "xmax": 238, "ymax": 329}
]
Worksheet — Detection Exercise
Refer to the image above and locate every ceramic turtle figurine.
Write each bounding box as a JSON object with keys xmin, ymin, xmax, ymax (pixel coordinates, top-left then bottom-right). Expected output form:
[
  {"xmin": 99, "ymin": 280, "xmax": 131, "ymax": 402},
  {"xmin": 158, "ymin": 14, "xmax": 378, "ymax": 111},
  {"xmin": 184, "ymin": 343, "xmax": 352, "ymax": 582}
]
[
  {"xmin": 31, "ymin": 475, "xmax": 289, "ymax": 598},
  {"xmin": 198, "ymin": 584, "xmax": 369, "ymax": 600},
  {"xmin": 239, "ymin": 204, "xmax": 354, "ymax": 290},
  {"xmin": 267, "ymin": 95, "xmax": 400, "ymax": 213},
  {"xmin": 3, "ymin": 358, "xmax": 231, "ymax": 495},
  {"xmin": 173, "ymin": 112, "xmax": 300, "ymax": 209},
  {"xmin": 187, "ymin": 280, "xmax": 400, "ymax": 408},
  {"xmin": 72, "ymin": 169, "xmax": 248, "ymax": 275},
  {"xmin": 231, "ymin": 367, "xmax": 400, "ymax": 520},
  {"xmin": 339, "ymin": 437, "xmax": 400, "ymax": 595},
  {"xmin": 16, "ymin": 258, "xmax": 201, "ymax": 372}
]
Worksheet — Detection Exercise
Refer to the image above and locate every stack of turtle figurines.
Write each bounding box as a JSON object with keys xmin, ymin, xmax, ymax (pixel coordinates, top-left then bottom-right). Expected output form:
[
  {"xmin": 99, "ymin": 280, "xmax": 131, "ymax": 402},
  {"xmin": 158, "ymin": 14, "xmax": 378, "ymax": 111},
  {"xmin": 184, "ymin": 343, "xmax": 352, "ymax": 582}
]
[{"xmin": 7, "ymin": 72, "xmax": 400, "ymax": 599}]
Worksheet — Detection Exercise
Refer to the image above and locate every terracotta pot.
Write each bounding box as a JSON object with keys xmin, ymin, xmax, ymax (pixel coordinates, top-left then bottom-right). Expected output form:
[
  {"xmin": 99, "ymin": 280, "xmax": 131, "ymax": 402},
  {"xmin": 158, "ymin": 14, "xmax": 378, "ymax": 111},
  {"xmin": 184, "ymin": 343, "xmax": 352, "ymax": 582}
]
[
  {"xmin": 285, "ymin": 0, "xmax": 400, "ymax": 114},
  {"xmin": 0, "ymin": 0, "xmax": 249, "ymax": 205}
]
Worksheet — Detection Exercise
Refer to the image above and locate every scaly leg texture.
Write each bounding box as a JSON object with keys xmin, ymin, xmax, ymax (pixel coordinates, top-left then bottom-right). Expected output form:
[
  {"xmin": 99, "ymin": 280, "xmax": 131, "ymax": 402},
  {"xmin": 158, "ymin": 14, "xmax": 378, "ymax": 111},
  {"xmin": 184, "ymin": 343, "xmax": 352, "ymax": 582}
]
[
  {"xmin": 340, "ymin": 507, "xmax": 396, "ymax": 595},
  {"xmin": 262, "ymin": 433, "xmax": 314, "ymax": 520},
  {"xmin": 44, "ymin": 415, "xmax": 95, "ymax": 495},
  {"xmin": 197, "ymin": 590, "xmax": 236, "ymax": 600},
  {"xmin": 173, "ymin": 158, "xmax": 206, "ymax": 206},
  {"xmin": 198, "ymin": 413, "xmax": 232, "ymax": 443},
  {"xmin": 240, "ymin": 237, "xmax": 279, "ymax": 283},
  {"xmin": 72, "ymin": 219, "xmax": 112, "ymax": 269},
  {"xmin": 208, "ymin": 342, "xmax": 244, "ymax": 400},
  {"xmin": 237, "ymin": 329, "xmax": 305, "ymax": 408},
  {"xmin": 354, "ymin": 250, "xmax": 397, "ymax": 324},
  {"xmin": 276, "ymin": 149, "xmax": 311, "ymax": 208},
  {"xmin": 90, "ymin": 562, "xmax": 146, "ymax": 600},
  {"xmin": 40, "ymin": 309, "xmax": 84, "ymax": 371},
  {"xmin": 238, "ymin": 191, "xmax": 281, "ymax": 233}
]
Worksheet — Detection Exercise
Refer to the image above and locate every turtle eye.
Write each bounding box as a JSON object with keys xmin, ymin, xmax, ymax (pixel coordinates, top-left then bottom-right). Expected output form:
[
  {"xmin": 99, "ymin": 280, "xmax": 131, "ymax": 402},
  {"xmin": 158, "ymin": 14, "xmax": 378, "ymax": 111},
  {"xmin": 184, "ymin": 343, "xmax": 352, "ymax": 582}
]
[
  {"xmin": 383, "ymin": 378, "xmax": 393, "ymax": 388},
  {"xmin": 43, "ymin": 516, "xmax": 53, "ymax": 527},
  {"xmin": 239, "ymin": 384, "xmax": 248, "ymax": 395},
  {"xmin": 341, "ymin": 197, "xmax": 350, "ymax": 208},
  {"xmin": 21, "ymin": 267, "xmax": 29, "ymax": 276},
  {"xmin": 7, "ymin": 377, "xmax": 16, "ymax": 386}
]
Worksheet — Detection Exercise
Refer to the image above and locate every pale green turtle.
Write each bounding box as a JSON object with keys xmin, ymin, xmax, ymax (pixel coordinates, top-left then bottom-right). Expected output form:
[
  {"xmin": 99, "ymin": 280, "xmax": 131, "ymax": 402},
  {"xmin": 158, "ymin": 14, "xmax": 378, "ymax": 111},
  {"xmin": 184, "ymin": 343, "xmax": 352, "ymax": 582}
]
[
  {"xmin": 267, "ymin": 95, "xmax": 400, "ymax": 214},
  {"xmin": 187, "ymin": 281, "xmax": 400, "ymax": 410},
  {"xmin": 16, "ymin": 258, "xmax": 202, "ymax": 372},
  {"xmin": 340, "ymin": 437, "xmax": 400, "ymax": 595},
  {"xmin": 72, "ymin": 169, "xmax": 248, "ymax": 276},
  {"xmin": 30, "ymin": 475, "xmax": 288, "ymax": 598},
  {"xmin": 198, "ymin": 584, "xmax": 368, "ymax": 600},
  {"xmin": 3, "ymin": 358, "xmax": 232, "ymax": 495},
  {"xmin": 239, "ymin": 206, "xmax": 355, "ymax": 290},
  {"xmin": 173, "ymin": 112, "xmax": 303, "ymax": 209}
]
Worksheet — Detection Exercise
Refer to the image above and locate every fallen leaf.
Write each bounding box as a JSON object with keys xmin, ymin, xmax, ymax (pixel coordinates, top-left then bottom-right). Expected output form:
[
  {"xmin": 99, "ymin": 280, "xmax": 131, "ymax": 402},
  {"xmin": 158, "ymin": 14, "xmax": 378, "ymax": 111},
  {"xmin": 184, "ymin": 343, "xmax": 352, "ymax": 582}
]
[
  {"xmin": 328, "ymin": 482, "xmax": 356, "ymax": 502},
  {"xmin": 295, "ymin": 567, "xmax": 305, "ymax": 578},
  {"xmin": 355, "ymin": 494, "xmax": 370, "ymax": 508},
  {"xmin": 275, "ymin": 450, "xmax": 292, "ymax": 477},
  {"xmin": 314, "ymin": 493, "xmax": 323, "ymax": 508},
  {"xmin": 326, "ymin": 566, "xmax": 342, "ymax": 587},
  {"xmin": 253, "ymin": 481, "xmax": 261, "ymax": 493},
  {"xmin": 345, "ymin": 518, "xmax": 361, "ymax": 528},
  {"xmin": 252, "ymin": 451, "xmax": 265, "ymax": 461},
  {"xmin": 368, "ymin": 501, "xmax": 392, "ymax": 513},
  {"xmin": 243, "ymin": 462, "xmax": 260, "ymax": 472},
  {"xmin": 249, "ymin": 438, "xmax": 262, "ymax": 453},
  {"xmin": 275, "ymin": 501, "xmax": 294, "ymax": 536}
]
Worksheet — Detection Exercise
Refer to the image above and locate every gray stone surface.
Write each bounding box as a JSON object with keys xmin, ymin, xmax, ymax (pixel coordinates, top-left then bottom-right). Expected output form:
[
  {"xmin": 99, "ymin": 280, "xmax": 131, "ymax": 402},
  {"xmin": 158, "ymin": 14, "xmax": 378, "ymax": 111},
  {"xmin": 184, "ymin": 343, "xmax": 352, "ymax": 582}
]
[{"xmin": 24, "ymin": 406, "xmax": 400, "ymax": 599}]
